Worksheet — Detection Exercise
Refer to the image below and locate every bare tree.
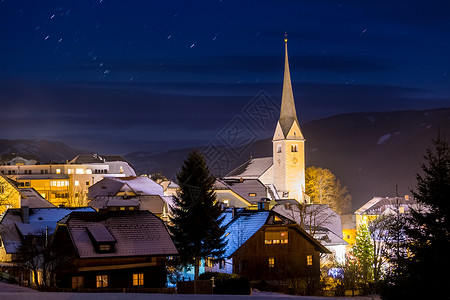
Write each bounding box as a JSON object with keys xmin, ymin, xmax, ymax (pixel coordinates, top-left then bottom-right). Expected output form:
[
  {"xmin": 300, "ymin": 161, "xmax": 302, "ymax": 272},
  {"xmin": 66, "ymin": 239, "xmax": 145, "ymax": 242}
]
[
  {"xmin": 281, "ymin": 202, "xmax": 335, "ymax": 236},
  {"xmin": 16, "ymin": 230, "xmax": 72, "ymax": 289}
]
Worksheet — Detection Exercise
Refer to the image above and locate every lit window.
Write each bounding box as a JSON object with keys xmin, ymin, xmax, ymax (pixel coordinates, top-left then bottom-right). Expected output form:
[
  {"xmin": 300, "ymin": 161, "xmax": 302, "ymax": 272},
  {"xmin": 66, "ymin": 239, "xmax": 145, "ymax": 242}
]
[
  {"xmin": 307, "ymin": 255, "xmax": 313, "ymax": 266},
  {"xmin": 265, "ymin": 231, "xmax": 289, "ymax": 244},
  {"xmin": 99, "ymin": 244, "xmax": 111, "ymax": 251},
  {"xmin": 56, "ymin": 169, "xmax": 61, "ymax": 174},
  {"xmin": 68, "ymin": 169, "xmax": 73, "ymax": 174},
  {"xmin": 96, "ymin": 275, "xmax": 108, "ymax": 287},
  {"xmin": 133, "ymin": 273, "xmax": 144, "ymax": 286},
  {"xmin": 76, "ymin": 169, "xmax": 84, "ymax": 174},
  {"xmin": 249, "ymin": 193, "xmax": 256, "ymax": 197},
  {"xmin": 399, "ymin": 206, "xmax": 405, "ymax": 214},
  {"xmin": 75, "ymin": 181, "xmax": 79, "ymax": 186},
  {"xmin": 72, "ymin": 276, "xmax": 84, "ymax": 289},
  {"xmin": 86, "ymin": 169, "xmax": 92, "ymax": 174},
  {"xmin": 120, "ymin": 207, "xmax": 125, "ymax": 211},
  {"xmin": 223, "ymin": 199, "xmax": 229, "ymax": 207},
  {"xmin": 268, "ymin": 257, "xmax": 275, "ymax": 268}
]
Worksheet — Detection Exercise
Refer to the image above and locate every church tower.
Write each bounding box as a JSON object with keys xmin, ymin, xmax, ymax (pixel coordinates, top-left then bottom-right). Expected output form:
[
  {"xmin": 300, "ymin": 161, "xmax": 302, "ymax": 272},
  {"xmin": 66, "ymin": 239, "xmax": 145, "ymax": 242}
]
[{"xmin": 273, "ymin": 37, "xmax": 306, "ymax": 202}]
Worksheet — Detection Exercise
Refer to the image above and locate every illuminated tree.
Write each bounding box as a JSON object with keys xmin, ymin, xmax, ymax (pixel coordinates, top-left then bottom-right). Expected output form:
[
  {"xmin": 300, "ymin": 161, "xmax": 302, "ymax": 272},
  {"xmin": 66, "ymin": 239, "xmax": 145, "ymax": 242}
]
[
  {"xmin": 351, "ymin": 224, "xmax": 374, "ymax": 294},
  {"xmin": 305, "ymin": 166, "xmax": 352, "ymax": 215}
]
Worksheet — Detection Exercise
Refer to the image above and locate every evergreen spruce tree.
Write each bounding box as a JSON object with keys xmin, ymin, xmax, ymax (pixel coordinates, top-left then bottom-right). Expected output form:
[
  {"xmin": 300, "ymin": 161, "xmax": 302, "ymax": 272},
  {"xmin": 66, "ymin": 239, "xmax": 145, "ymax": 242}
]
[
  {"xmin": 381, "ymin": 134, "xmax": 450, "ymax": 299},
  {"xmin": 169, "ymin": 150, "xmax": 226, "ymax": 280},
  {"xmin": 351, "ymin": 223, "xmax": 374, "ymax": 294}
]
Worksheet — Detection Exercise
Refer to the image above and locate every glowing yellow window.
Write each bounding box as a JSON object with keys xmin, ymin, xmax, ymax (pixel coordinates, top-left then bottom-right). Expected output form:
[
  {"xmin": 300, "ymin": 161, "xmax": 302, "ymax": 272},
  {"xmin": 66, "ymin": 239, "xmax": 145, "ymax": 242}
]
[
  {"xmin": 96, "ymin": 275, "xmax": 108, "ymax": 287},
  {"xmin": 265, "ymin": 231, "xmax": 289, "ymax": 244},
  {"xmin": 307, "ymin": 255, "xmax": 313, "ymax": 266},
  {"xmin": 133, "ymin": 273, "xmax": 144, "ymax": 286},
  {"xmin": 56, "ymin": 169, "xmax": 61, "ymax": 174},
  {"xmin": 268, "ymin": 257, "xmax": 275, "ymax": 268}
]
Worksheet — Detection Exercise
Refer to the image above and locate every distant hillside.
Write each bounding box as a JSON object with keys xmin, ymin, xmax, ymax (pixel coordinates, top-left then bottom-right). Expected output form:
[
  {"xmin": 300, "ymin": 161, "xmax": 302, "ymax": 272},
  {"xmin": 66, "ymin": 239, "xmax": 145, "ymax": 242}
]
[
  {"xmin": 125, "ymin": 108, "xmax": 450, "ymax": 211},
  {"xmin": 0, "ymin": 140, "xmax": 90, "ymax": 163}
]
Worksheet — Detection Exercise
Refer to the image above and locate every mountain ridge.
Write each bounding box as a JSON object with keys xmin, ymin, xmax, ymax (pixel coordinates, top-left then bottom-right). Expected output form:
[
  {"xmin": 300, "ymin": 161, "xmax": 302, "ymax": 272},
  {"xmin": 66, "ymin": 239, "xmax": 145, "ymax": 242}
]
[{"xmin": 1, "ymin": 108, "xmax": 449, "ymax": 211}]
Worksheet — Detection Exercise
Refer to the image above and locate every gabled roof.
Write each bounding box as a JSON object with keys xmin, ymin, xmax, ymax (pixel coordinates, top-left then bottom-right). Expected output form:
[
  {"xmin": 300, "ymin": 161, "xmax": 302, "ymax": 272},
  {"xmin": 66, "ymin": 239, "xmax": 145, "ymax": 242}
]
[
  {"xmin": 88, "ymin": 194, "xmax": 169, "ymax": 215},
  {"xmin": 355, "ymin": 196, "xmax": 417, "ymax": 216},
  {"xmin": 224, "ymin": 157, "xmax": 273, "ymax": 179},
  {"xmin": 89, "ymin": 176, "xmax": 164, "ymax": 199},
  {"xmin": 220, "ymin": 208, "xmax": 330, "ymax": 258},
  {"xmin": 69, "ymin": 154, "xmax": 129, "ymax": 164},
  {"xmin": 217, "ymin": 178, "xmax": 267, "ymax": 204},
  {"xmin": 222, "ymin": 209, "xmax": 270, "ymax": 257},
  {"xmin": 0, "ymin": 207, "xmax": 94, "ymax": 254},
  {"xmin": 58, "ymin": 211, "xmax": 177, "ymax": 258}
]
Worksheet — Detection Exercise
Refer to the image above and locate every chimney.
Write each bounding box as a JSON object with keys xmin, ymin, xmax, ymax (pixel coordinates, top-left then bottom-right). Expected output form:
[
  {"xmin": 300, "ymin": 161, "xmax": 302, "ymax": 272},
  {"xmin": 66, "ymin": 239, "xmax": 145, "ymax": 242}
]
[
  {"xmin": 21, "ymin": 206, "xmax": 29, "ymax": 224},
  {"xmin": 232, "ymin": 207, "xmax": 237, "ymax": 218},
  {"xmin": 258, "ymin": 199, "xmax": 270, "ymax": 211}
]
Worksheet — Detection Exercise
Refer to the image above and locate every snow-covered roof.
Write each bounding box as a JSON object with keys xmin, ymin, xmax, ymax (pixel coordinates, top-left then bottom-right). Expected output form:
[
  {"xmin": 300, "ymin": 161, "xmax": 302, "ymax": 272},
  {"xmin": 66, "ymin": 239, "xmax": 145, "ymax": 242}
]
[
  {"xmin": 217, "ymin": 179, "xmax": 267, "ymax": 204},
  {"xmin": 0, "ymin": 207, "xmax": 94, "ymax": 254},
  {"xmin": 314, "ymin": 229, "xmax": 347, "ymax": 247},
  {"xmin": 220, "ymin": 208, "xmax": 331, "ymax": 257},
  {"xmin": 59, "ymin": 211, "xmax": 178, "ymax": 258},
  {"xmin": 355, "ymin": 196, "xmax": 416, "ymax": 215},
  {"xmin": 19, "ymin": 188, "xmax": 55, "ymax": 208},
  {"xmin": 89, "ymin": 176, "xmax": 164, "ymax": 199},
  {"xmin": 225, "ymin": 157, "xmax": 273, "ymax": 179},
  {"xmin": 222, "ymin": 209, "xmax": 270, "ymax": 257}
]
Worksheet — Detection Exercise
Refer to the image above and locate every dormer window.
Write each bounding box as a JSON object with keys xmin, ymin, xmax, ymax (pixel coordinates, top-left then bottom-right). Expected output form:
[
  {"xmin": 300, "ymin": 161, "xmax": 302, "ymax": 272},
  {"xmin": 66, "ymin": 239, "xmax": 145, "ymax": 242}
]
[
  {"xmin": 86, "ymin": 225, "xmax": 116, "ymax": 253},
  {"xmin": 99, "ymin": 244, "xmax": 111, "ymax": 251}
]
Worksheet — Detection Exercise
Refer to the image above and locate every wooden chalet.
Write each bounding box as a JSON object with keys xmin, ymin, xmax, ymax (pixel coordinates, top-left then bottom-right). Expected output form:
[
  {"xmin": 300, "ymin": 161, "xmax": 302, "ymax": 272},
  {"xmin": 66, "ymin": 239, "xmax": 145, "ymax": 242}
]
[
  {"xmin": 208, "ymin": 208, "xmax": 330, "ymax": 283},
  {"xmin": 51, "ymin": 210, "xmax": 177, "ymax": 289}
]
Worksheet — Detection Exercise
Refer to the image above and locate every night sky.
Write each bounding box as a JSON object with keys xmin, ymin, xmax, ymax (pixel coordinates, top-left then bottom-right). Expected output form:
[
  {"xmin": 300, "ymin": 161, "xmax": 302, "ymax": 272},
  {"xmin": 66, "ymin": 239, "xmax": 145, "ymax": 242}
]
[{"xmin": 1, "ymin": 0, "xmax": 450, "ymax": 154}]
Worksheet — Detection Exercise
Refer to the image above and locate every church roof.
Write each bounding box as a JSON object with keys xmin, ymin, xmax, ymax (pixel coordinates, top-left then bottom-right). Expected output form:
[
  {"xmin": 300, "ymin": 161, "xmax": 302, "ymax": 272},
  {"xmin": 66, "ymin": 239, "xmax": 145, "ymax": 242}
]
[
  {"xmin": 278, "ymin": 39, "xmax": 303, "ymax": 139},
  {"xmin": 224, "ymin": 157, "xmax": 272, "ymax": 179}
]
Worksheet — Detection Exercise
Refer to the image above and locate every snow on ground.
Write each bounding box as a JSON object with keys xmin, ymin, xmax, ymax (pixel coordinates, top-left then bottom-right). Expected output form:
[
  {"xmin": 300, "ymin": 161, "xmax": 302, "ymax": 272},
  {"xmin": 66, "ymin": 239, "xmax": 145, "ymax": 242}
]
[
  {"xmin": 0, "ymin": 281, "xmax": 380, "ymax": 300},
  {"xmin": 0, "ymin": 280, "xmax": 37, "ymax": 293},
  {"xmin": 0, "ymin": 282, "xmax": 380, "ymax": 300}
]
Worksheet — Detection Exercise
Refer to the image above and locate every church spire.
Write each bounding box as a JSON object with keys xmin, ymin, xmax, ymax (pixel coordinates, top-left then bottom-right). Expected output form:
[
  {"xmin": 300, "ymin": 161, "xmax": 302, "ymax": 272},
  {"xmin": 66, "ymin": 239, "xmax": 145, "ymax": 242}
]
[{"xmin": 279, "ymin": 35, "xmax": 301, "ymax": 138}]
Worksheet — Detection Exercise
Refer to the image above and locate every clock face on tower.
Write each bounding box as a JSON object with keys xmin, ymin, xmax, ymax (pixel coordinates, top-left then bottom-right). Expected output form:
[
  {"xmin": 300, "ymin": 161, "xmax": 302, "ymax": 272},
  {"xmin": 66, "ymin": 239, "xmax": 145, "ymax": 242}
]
[{"xmin": 292, "ymin": 157, "xmax": 298, "ymax": 164}]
